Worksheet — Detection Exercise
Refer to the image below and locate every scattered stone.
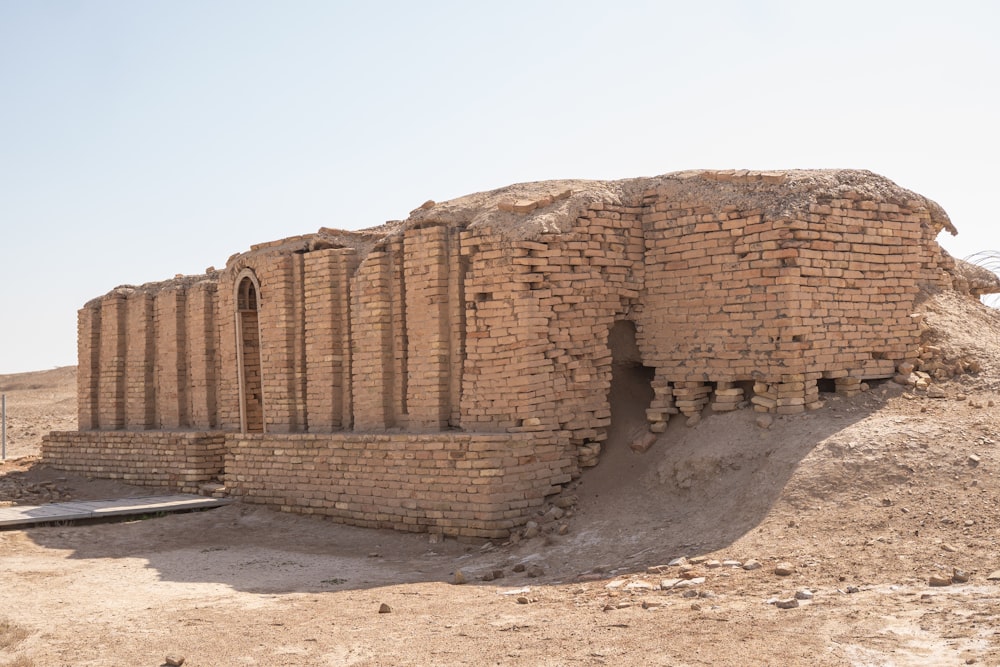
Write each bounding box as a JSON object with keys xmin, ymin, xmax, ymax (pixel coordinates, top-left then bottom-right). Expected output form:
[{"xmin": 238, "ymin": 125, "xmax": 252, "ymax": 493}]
[
  {"xmin": 668, "ymin": 557, "xmax": 688, "ymax": 567},
  {"xmin": 615, "ymin": 602, "xmax": 633, "ymax": 609},
  {"xmin": 516, "ymin": 597, "xmax": 529, "ymax": 605},
  {"xmin": 685, "ymin": 414, "xmax": 701, "ymax": 427},
  {"xmin": 704, "ymin": 559, "xmax": 722, "ymax": 569},
  {"xmin": 927, "ymin": 386, "xmax": 947, "ymax": 399},
  {"xmin": 453, "ymin": 570, "xmax": 466, "ymax": 585},
  {"xmin": 630, "ymin": 432, "xmax": 658, "ymax": 453},
  {"xmin": 690, "ymin": 602, "xmax": 702, "ymax": 611},
  {"xmin": 557, "ymin": 524, "xmax": 569, "ymax": 536},
  {"xmin": 742, "ymin": 559, "xmax": 762, "ymax": 571},
  {"xmin": 929, "ymin": 575, "xmax": 953, "ymax": 587},
  {"xmin": 968, "ymin": 454, "xmax": 982, "ymax": 466},
  {"xmin": 428, "ymin": 533, "xmax": 442, "ymax": 545},
  {"xmin": 681, "ymin": 589, "xmax": 699, "ymax": 598},
  {"xmin": 775, "ymin": 598, "xmax": 799, "ymax": 609},
  {"xmin": 795, "ymin": 589, "xmax": 814, "ymax": 600},
  {"xmin": 845, "ymin": 586, "xmax": 860, "ymax": 594},
  {"xmin": 659, "ymin": 578, "xmax": 683, "ymax": 590},
  {"xmin": 527, "ymin": 565, "xmax": 544, "ymax": 578},
  {"xmin": 774, "ymin": 562, "xmax": 795, "ymax": 576},
  {"xmin": 942, "ymin": 543, "xmax": 960, "ymax": 553},
  {"xmin": 722, "ymin": 560, "xmax": 742, "ymax": 568},
  {"xmin": 755, "ymin": 414, "xmax": 773, "ymax": 429},
  {"xmin": 673, "ymin": 577, "xmax": 705, "ymax": 588},
  {"xmin": 378, "ymin": 603, "xmax": 392, "ymax": 614},
  {"xmin": 542, "ymin": 506, "xmax": 565, "ymax": 523},
  {"xmin": 625, "ymin": 580, "xmax": 656, "ymax": 591},
  {"xmin": 986, "ymin": 570, "xmax": 1000, "ymax": 581},
  {"xmin": 522, "ymin": 522, "xmax": 540, "ymax": 539},
  {"xmin": 605, "ymin": 579, "xmax": 627, "ymax": 589},
  {"xmin": 554, "ymin": 496, "xmax": 577, "ymax": 509},
  {"xmin": 641, "ymin": 600, "xmax": 662, "ymax": 609},
  {"xmin": 698, "ymin": 590, "xmax": 717, "ymax": 599},
  {"xmin": 165, "ymin": 656, "xmax": 185, "ymax": 667},
  {"xmin": 512, "ymin": 563, "xmax": 526, "ymax": 573},
  {"xmin": 952, "ymin": 568, "xmax": 970, "ymax": 583}
]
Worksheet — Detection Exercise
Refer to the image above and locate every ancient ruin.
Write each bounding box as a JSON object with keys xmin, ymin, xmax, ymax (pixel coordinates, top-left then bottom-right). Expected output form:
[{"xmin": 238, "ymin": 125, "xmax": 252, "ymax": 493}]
[{"xmin": 43, "ymin": 169, "xmax": 980, "ymax": 538}]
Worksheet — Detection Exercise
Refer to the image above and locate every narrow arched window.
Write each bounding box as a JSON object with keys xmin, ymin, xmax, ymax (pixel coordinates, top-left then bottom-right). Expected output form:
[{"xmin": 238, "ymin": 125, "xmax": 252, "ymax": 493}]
[
  {"xmin": 235, "ymin": 272, "xmax": 264, "ymax": 433},
  {"xmin": 238, "ymin": 278, "xmax": 258, "ymax": 311}
]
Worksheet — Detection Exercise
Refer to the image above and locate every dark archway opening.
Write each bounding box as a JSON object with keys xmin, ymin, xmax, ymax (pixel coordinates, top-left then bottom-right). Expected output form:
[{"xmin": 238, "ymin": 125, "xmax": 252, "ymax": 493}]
[
  {"xmin": 606, "ymin": 321, "xmax": 655, "ymax": 451},
  {"xmin": 237, "ymin": 276, "xmax": 264, "ymax": 433}
]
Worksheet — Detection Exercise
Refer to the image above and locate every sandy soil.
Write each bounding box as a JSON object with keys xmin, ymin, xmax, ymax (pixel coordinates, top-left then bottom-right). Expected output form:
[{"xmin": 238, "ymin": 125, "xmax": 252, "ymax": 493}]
[{"xmin": 2, "ymin": 292, "xmax": 1000, "ymax": 666}]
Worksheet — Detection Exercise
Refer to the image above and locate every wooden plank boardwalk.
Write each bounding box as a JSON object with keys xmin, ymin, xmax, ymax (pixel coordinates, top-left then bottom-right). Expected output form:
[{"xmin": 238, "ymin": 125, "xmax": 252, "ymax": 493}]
[{"xmin": 0, "ymin": 495, "xmax": 231, "ymax": 528}]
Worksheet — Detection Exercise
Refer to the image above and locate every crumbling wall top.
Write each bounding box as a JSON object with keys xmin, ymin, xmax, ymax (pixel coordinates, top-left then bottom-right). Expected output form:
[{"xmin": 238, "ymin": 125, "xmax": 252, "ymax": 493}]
[{"xmin": 403, "ymin": 169, "xmax": 957, "ymax": 241}]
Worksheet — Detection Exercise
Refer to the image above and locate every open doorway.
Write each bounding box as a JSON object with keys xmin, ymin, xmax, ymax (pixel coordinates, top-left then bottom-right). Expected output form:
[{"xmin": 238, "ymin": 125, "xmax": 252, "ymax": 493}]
[
  {"xmin": 237, "ymin": 275, "xmax": 264, "ymax": 433},
  {"xmin": 606, "ymin": 320, "xmax": 655, "ymax": 450}
]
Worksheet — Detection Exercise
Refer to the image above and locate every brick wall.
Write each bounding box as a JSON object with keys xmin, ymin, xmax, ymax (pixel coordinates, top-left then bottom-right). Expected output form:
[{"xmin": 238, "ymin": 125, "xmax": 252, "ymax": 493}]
[
  {"xmin": 53, "ymin": 169, "xmax": 963, "ymax": 536},
  {"xmin": 224, "ymin": 432, "xmax": 573, "ymax": 538},
  {"xmin": 42, "ymin": 431, "xmax": 225, "ymax": 493}
]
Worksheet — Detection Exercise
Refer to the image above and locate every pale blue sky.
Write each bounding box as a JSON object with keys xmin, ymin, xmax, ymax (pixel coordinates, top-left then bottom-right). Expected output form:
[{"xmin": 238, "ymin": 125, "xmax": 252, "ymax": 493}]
[{"xmin": 1, "ymin": 1, "xmax": 998, "ymax": 373}]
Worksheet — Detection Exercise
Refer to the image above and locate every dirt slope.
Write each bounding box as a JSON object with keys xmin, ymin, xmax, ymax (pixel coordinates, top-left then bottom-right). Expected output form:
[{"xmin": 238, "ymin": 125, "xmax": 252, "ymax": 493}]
[{"xmin": 1, "ymin": 292, "xmax": 1000, "ymax": 666}]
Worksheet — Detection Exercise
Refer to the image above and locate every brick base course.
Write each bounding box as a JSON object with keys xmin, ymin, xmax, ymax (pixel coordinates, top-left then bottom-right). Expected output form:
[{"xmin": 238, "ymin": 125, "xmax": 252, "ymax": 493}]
[
  {"xmin": 42, "ymin": 430, "xmax": 574, "ymax": 539},
  {"xmin": 225, "ymin": 432, "xmax": 573, "ymax": 538},
  {"xmin": 42, "ymin": 431, "xmax": 225, "ymax": 493}
]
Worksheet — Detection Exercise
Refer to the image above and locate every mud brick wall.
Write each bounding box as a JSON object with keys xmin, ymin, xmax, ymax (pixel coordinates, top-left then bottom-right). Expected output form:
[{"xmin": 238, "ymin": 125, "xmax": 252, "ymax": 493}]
[
  {"xmin": 97, "ymin": 293, "xmax": 126, "ymax": 429},
  {"xmin": 304, "ymin": 247, "xmax": 357, "ymax": 431},
  {"xmin": 186, "ymin": 282, "xmax": 219, "ymax": 429},
  {"xmin": 224, "ymin": 432, "xmax": 573, "ymax": 538},
  {"xmin": 125, "ymin": 292, "xmax": 155, "ymax": 428},
  {"xmin": 77, "ymin": 301, "xmax": 100, "ymax": 430},
  {"xmin": 350, "ymin": 248, "xmax": 396, "ymax": 429},
  {"xmin": 59, "ymin": 170, "xmax": 963, "ymax": 536},
  {"xmin": 42, "ymin": 431, "xmax": 226, "ymax": 493}
]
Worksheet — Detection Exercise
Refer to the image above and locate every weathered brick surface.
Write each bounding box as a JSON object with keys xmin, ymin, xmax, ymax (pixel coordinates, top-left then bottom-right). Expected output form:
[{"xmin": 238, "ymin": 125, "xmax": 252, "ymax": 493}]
[
  {"xmin": 45, "ymin": 169, "xmax": 966, "ymax": 536},
  {"xmin": 42, "ymin": 431, "xmax": 225, "ymax": 493},
  {"xmin": 224, "ymin": 432, "xmax": 572, "ymax": 538}
]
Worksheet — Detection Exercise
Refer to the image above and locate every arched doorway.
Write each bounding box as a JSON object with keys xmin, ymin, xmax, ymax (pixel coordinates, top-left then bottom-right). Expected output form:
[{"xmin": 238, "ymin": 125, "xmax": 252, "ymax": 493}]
[{"xmin": 236, "ymin": 273, "xmax": 264, "ymax": 433}]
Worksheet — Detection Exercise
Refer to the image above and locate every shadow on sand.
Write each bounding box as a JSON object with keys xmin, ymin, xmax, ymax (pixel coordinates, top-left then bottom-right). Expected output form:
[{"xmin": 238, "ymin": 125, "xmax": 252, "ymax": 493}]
[{"xmin": 16, "ymin": 389, "xmax": 882, "ymax": 594}]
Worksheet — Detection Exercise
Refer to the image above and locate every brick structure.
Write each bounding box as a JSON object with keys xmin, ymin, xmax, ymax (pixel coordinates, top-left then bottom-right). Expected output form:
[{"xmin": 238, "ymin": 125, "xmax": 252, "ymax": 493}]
[{"xmin": 44, "ymin": 169, "xmax": 977, "ymax": 538}]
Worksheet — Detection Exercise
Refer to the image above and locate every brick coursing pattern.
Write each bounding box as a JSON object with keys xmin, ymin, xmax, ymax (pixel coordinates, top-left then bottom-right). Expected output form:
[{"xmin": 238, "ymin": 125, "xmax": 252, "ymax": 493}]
[{"xmin": 43, "ymin": 170, "xmax": 965, "ymax": 536}]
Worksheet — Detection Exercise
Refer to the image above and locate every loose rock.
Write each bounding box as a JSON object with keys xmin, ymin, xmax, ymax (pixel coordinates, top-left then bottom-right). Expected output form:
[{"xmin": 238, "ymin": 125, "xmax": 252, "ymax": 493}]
[
  {"xmin": 743, "ymin": 559, "xmax": 762, "ymax": 571},
  {"xmin": 378, "ymin": 603, "xmax": 392, "ymax": 614},
  {"xmin": 453, "ymin": 570, "xmax": 466, "ymax": 585},
  {"xmin": 775, "ymin": 598, "xmax": 799, "ymax": 609},
  {"xmin": 165, "ymin": 656, "xmax": 185, "ymax": 667},
  {"xmin": 774, "ymin": 562, "xmax": 795, "ymax": 576},
  {"xmin": 929, "ymin": 575, "xmax": 952, "ymax": 587}
]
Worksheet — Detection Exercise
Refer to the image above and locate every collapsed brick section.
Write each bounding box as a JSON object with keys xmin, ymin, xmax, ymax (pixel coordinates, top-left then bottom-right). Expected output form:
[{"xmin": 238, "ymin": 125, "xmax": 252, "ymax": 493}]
[{"xmin": 44, "ymin": 169, "xmax": 971, "ymax": 538}]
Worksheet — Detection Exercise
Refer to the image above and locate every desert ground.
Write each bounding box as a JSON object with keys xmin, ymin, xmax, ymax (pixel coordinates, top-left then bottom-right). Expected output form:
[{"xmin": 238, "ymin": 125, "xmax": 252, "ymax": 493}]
[{"xmin": 2, "ymin": 290, "xmax": 1000, "ymax": 666}]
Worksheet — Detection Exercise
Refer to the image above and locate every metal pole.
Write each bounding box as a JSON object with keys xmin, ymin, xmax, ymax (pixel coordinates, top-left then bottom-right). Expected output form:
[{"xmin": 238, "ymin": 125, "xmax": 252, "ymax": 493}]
[{"xmin": 1, "ymin": 394, "xmax": 6, "ymax": 461}]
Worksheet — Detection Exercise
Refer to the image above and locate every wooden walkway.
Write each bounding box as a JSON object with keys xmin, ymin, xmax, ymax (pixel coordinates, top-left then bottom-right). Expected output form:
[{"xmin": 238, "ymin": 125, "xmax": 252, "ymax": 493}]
[{"xmin": 0, "ymin": 495, "xmax": 231, "ymax": 528}]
